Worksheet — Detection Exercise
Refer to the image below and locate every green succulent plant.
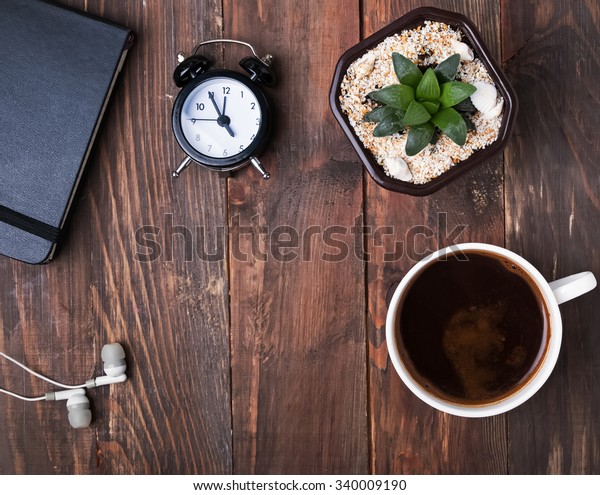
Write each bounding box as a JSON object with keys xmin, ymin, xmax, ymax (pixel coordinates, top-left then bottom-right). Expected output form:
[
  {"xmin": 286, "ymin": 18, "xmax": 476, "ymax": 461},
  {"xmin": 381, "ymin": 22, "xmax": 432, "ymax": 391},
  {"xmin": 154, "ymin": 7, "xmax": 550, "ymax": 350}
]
[{"xmin": 365, "ymin": 53, "xmax": 477, "ymax": 156}]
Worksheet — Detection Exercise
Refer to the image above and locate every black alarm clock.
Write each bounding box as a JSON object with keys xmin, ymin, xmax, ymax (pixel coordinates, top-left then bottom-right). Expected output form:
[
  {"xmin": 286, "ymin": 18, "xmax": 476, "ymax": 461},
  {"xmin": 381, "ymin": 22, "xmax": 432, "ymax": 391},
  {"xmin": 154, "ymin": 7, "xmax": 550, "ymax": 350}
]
[{"xmin": 171, "ymin": 39, "xmax": 276, "ymax": 180}]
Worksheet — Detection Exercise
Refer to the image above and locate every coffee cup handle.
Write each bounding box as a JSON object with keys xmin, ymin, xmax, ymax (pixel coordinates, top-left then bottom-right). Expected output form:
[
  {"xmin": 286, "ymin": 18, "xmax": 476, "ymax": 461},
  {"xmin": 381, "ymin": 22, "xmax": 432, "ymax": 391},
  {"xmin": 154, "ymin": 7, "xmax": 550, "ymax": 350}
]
[{"xmin": 549, "ymin": 271, "xmax": 597, "ymax": 305}]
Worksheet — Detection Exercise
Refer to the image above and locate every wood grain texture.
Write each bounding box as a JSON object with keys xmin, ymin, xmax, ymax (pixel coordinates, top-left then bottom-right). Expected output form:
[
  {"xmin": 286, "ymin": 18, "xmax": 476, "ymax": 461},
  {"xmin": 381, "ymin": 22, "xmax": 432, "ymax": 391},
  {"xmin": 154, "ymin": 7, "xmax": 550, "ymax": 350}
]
[
  {"xmin": 223, "ymin": 0, "xmax": 369, "ymax": 474},
  {"xmin": 363, "ymin": 0, "xmax": 508, "ymax": 474},
  {"xmin": 1, "ymin": 0, "xmax": 598, "ymax": 475},
  {"xmin": 502, "ymin": 0, "xmax": 600, "ymax": 474},
  {"xmin": 0, "ymin": 0, "xmax": 232, "ymax": 474}
]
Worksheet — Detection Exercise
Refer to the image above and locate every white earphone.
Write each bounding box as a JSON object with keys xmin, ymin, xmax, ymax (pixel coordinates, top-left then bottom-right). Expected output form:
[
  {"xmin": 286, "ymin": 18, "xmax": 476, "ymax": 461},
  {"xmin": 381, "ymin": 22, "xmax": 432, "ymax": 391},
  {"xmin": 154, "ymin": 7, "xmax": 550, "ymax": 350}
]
[{"xmin": 0, "ymin": 342, "xmax": 128, "ymax": 428}]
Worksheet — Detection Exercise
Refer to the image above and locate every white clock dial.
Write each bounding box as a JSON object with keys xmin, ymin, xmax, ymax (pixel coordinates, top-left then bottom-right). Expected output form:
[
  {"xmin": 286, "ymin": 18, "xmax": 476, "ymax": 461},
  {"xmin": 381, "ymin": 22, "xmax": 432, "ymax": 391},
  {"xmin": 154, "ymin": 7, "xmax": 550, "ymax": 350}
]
[{"xmin": 180, "ymin": 77, "xmax": 262, "ymax": 159}]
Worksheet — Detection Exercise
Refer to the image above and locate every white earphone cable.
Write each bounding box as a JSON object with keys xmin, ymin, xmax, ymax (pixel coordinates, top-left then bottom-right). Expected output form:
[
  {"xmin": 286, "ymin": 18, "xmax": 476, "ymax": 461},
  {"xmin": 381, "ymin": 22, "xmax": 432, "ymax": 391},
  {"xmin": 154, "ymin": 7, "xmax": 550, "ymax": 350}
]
[
  {"xmin": 0, "ymin": 387, "xmax": 44, "ymax": 401},
  {"xmin": 0, "ymin": 351, "xmax": 86, "ymax": 390}
]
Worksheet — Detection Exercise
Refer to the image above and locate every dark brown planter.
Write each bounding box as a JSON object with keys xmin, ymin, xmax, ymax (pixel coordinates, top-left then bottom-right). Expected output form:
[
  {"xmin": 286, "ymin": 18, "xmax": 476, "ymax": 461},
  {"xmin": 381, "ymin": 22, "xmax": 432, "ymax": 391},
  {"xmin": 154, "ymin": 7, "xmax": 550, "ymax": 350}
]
[{"xmin": 329, "ymin": 7, "xmax": 518, "ymax": 196}]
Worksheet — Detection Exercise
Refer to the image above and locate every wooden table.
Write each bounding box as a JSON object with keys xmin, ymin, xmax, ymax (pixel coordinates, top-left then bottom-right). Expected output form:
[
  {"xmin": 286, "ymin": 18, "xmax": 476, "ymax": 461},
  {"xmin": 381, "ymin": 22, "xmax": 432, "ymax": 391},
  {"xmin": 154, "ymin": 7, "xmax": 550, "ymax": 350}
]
[{"xmin": 1, "ymin": 0, "xmax": 599, "ymax": 475}]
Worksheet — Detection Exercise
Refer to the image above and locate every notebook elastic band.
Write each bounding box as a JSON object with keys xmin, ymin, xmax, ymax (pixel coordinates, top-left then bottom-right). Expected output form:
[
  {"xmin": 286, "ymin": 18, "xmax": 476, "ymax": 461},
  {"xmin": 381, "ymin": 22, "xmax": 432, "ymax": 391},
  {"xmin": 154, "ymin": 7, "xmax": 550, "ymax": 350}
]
[{"xmin": 0, "ymin": 204, "xmax": 62, "ymax": 243}]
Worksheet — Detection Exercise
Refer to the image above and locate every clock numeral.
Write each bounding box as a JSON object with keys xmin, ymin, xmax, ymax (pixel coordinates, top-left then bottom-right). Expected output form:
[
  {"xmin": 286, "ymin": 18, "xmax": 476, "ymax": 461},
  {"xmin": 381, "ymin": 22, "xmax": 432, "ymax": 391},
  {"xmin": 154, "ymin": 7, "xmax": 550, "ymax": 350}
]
[
  {"xmin": 255, "ymin": 118, "xmax": 260, "ymax": 126},
  {"xmin": 239, "ymin": 145, "xmax": 244, "ymax": 151},
  {"xmin": 250, "ymin": 134, "xmax": 256, "ymax": 140},
  {"xmin": 195, "ymin": 134, "xmax": 201, "ymax": 141},
  {"xmin": 222, "ymin": 87, "xmax": 230, "ymax": 94},
  {"xmin": 208, "ymin": 144, "xmax": 212, "ymax": 151},
  {"xmin": 251, "ymin": 102, "xmax": 256, "ymax": 110},
  {"xmin": 241, "ymin": 90, "xmax": 244, "ymax": 98},
  {"xmin": 196, "ymin": 103, "xmax": 205, "ymax": 111},
  {"xmin": 223, "ymin": 150, "xmax": 228, "ymax": 156}
]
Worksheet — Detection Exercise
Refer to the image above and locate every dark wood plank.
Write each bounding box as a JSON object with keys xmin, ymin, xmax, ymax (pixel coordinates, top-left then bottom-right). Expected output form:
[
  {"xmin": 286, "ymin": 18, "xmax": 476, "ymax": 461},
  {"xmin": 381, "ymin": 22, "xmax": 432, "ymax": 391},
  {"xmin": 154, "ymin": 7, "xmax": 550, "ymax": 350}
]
[
  {"xmin": 363, "ymin": 0, "xmax": 508, "ymax": 474},
  {"xmin": 0, "ymin": 252, "xmax": 98, "ymax": 474},
  {"xmin": 223, "ymin": 0, "xmax": 369, "ymax": 474},
  {"xmin": 0, "ymin": 0, "xmax": 232, "ymax": 474},
  {"xmin": 502, "ymin": 0, "xmax": 600, "ymax": 474}
]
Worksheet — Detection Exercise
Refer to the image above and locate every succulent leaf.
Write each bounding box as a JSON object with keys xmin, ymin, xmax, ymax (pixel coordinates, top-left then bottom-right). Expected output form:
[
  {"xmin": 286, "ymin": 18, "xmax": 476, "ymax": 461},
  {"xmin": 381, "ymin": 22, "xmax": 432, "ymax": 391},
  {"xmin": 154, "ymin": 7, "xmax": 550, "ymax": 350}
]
[
  {"xmin": 453, "ymin": 97, "xmax": 477, "ymax": 113},
  {"xmin": 421, "ymin": 100, "xmax": 440, "ymax": 115},
  {"xmin": 431, "ymin": 108, "xmax": 468, "ymax": 145},
  {"xmin": 462, "ymin": 114, "xmax": 476, "ymax": 131},
  {"xmin": 434, "ymin": 54, "xmax": 461, "ymax": 83},
  {"xmin": 369, "ymin": 84, "xmax": 415, "ymax": 110},
  {"xmin": 415, "ymin": 68, "xmax": 440, "ymax": 101},
  {"xmin": 392, "ymin": 53, "xmax": 423, "ymax": 88},
  {"xmin": 406, "ymin": 122, "xmax": 436, "ymax": 156},
  {"xmin": 439, "ymin": 81, "xmax": 477, "ymax": 109},
  {"xmin": 403, "ymin": 101, "xmax": 432, "ymax": 126},
  {"xmin": 373, "ymin": 115, "xmax": 404, "ymax": 137},
  {"xmin": 364, "ymin": 106, "xmax": 402, "ymax": 123}
]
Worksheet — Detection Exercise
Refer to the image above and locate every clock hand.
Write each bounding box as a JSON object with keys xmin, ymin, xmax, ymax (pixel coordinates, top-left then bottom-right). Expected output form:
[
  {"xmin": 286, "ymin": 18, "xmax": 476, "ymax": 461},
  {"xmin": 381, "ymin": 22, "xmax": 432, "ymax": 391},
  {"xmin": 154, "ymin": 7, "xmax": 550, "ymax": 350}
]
[
  {"xmin": 221, "ymin": 96, "xmax": 235, "ymax": 136},
  {"xmin": 208, "ymin": 91, "xmax": 235, "ymax": 137},
  {"xmin": 208, "ymin": 91, "xmax": 223, "ymax": 117},
  {"xmin": 223, "ymin": 123, "xmax": 235, "ymax": 137},
  {"xmin": 188, "ymin": 118, "xmax": 218, "ymax": 123}
]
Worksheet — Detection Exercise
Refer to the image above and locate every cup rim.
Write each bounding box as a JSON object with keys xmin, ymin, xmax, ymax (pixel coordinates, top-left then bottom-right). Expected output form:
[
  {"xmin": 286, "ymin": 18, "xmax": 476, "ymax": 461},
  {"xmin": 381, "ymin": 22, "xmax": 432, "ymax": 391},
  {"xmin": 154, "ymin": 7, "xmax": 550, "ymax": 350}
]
[{"xmin": 385, "ymin": 242, "xmax": 562, "ymax": 417}]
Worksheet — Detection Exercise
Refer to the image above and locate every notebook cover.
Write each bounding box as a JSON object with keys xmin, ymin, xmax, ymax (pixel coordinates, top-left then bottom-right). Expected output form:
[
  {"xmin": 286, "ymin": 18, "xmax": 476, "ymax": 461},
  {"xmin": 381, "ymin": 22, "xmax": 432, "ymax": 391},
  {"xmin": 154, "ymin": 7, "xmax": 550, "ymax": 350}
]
[{"xmin": 0, "ymin": 0, "xmax": 133, "ymax": 264}]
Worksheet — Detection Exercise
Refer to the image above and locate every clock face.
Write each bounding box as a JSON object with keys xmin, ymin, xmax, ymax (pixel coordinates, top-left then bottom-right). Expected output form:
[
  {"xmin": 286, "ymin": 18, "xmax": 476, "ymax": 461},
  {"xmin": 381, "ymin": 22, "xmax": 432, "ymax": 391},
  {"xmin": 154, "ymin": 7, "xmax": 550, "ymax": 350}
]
[{"xmin": 179, "ymin": 76, "xmax": 263, "ymax": 160}]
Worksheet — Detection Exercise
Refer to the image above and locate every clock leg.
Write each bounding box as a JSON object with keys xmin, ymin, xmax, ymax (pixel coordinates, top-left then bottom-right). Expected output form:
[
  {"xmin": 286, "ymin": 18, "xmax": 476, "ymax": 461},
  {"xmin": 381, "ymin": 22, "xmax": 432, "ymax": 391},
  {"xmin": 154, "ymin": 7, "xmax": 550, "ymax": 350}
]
[
  {"xmin": 172, "ymin": 156, "xmax": 193, "ymax": 178},
  {"xmin": 250, "ymin": 156, "xmax": 270, "ymax": 180}
]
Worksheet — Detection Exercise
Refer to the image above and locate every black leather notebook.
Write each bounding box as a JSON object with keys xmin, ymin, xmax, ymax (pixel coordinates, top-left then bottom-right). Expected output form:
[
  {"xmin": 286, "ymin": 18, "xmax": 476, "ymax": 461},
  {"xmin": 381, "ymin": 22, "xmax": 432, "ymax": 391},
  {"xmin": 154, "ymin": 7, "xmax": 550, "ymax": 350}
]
[{"xmin": 0, "ymin": 0, "xmax": 133, "ymax": 264}]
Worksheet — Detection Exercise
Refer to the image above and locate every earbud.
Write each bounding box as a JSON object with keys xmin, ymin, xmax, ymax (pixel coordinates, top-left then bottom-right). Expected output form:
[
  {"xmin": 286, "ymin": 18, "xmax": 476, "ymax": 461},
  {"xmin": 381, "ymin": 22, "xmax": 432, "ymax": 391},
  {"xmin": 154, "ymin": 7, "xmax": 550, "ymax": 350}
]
[
  {"xmin": 102, "ymin": 343, "xmax": 127, "ymax": 377},
  {"xmin": 0, "ymin": 342, "xmax": 128, "ymax": 429},
  {"xmin": 85, "ymin": 343, "xmax": 128, "ymax": 388},
  {"xmin": 45, "ymin": 389, "xmax": 92, "ymax": 429}
]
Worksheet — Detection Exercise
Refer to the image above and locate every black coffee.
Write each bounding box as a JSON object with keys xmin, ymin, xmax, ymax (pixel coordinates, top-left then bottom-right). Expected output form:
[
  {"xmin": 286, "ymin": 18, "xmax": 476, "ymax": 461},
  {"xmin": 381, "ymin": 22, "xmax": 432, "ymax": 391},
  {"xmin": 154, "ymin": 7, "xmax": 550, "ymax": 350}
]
[{"xmin": 397, "ymin": 250, "xmax": 549, "ymax": 405}]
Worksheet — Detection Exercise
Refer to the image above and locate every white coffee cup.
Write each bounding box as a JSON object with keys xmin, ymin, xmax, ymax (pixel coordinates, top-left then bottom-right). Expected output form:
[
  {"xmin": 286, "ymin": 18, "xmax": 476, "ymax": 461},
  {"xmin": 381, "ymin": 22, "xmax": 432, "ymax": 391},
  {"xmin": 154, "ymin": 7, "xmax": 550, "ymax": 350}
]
[{"xmin": 386, "ymin": 242, "xmax": 597, "ymax": 417}]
